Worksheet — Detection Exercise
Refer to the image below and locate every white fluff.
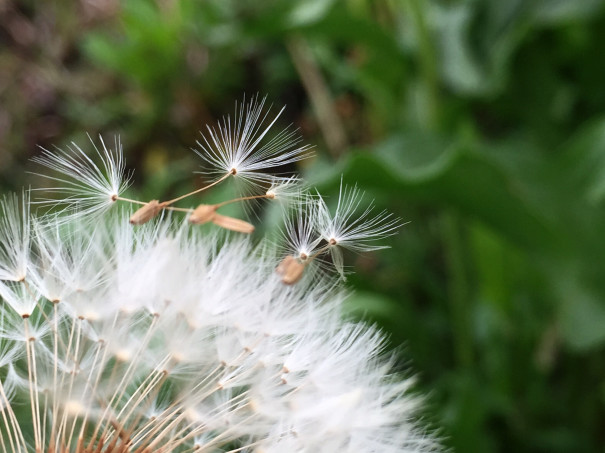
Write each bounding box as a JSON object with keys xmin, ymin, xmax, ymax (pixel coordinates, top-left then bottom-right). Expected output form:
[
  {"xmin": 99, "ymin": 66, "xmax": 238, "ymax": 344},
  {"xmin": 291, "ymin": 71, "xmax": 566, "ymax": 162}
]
[
  {"xmin": 0, "ymin": 97, "xmax": 438, "ymax": 452},
  {"xmin": 0, "ymin": 211, "xmax": 438, "ymax": 452}
]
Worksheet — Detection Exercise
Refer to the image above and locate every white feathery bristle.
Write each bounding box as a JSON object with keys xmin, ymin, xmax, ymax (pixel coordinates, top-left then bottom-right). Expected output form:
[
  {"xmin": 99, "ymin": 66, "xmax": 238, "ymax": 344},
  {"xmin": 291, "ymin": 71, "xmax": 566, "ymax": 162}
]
[
  {"xmin": 317, "ymin": 179, "xmax": 403, "ymax": 278},
  {"xmin": 195, "ymin": 95, "xmax": 313, "ymax": 194},
  {"xmin": 318, "ymin": 180, "xmax": 402, "ymax": 252},
  {"xmin": 265, "ymin": 176, "xmax": 309, "ymax": 205},
  {"xmin": 31, "ymin": 135, "xmax": 131, "ymax": 222},
  {"xmin": 280, "ymin": 202, "xmax": 322, "ymax": 261},
  {"xmin": 0, "ymin": 191, "xmax": 31, "ymax": 282}
]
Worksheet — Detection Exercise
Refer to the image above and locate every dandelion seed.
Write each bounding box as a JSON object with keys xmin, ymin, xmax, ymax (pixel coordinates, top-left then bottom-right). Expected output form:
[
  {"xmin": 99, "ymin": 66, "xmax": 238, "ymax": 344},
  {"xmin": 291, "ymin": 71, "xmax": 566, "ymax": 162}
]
[
  {"xmin": 211, "ymin": 213, "xmax": 255, "ymax": 234},
  {"xmin": 280, "ymin": 202, "xmax": 322, "ymax": 262},
  {"xmin": 194, "ymin": 95, "xmax": 313, "ymax": 194},
  {"xmin": 317, "ymin": 179, "xmax": 403, "ymax": 278},
  {"xmin": 0, "ymin": 280, "xmax": 40, "ymax": 318},
  {"xmin": 31, "ymin": 135, "xmax": 132, "ymax": 221},
  {"xmin": 276, "ymin": 255, "xmax": 305, "ymax": 285},
  {"xmin": 265, "ymin": 176, "xmax": 308, "ymax": 205}
]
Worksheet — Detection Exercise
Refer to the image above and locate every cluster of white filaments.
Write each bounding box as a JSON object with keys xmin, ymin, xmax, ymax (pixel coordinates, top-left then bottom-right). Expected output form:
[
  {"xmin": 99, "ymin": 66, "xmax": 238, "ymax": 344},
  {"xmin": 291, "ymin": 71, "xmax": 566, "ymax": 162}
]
[
  {"xmin": 276, "ymin": 181, "xmax": 402, "ymax": 283},
  {"xmin": 0, "ymin": 97, "xmax": 439, "ymax": 452}
]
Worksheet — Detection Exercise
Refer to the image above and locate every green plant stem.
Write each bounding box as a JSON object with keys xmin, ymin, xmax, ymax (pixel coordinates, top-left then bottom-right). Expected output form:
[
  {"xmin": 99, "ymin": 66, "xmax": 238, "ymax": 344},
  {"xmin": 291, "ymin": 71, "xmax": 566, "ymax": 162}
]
[
  {"xmin": 443, "ymin": 212, "xmax": 474, "ymax": 369},
  {"xmin": 407, "ymin": 0, "xmax": 440, "ymax": 129}
]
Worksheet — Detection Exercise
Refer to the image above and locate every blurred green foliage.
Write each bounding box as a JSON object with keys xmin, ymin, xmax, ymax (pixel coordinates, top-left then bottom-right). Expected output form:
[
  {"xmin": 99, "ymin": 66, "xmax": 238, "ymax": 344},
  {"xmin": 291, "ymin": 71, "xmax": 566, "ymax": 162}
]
[{"xmin": 3, "ymin": 0, "xmax": 605, "ymax": 451}]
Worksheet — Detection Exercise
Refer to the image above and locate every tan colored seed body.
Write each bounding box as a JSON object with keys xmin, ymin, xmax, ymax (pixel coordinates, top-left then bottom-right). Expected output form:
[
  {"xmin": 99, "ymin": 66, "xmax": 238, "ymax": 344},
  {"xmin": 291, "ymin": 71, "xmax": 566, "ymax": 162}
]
[
  {"xmin": 129, "ymin": 200, "xmax": 163, "ymax": 225},
  {"xmin": 189, "ymin": 204, "xmax": 217, "ymax": 224},
  {"xmin": 212, "ymin": 213, "xmax": 255, "ymax": 233},
  {"xmin": 276, "ymin": 255, "xmax": 305, "ymax": 285}
]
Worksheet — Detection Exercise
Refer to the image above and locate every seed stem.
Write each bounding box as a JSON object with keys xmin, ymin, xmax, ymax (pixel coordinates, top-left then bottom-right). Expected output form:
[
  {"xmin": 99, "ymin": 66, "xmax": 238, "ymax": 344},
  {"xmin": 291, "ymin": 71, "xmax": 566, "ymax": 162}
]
[
  {"xmin": 306, "ymin": 241, "xmax": 336, "ymax": 264},
  {"xmin": 116, "ymin": 173, "xmax": 236, "ymax": 217},
  {"xmin": 214, "ymin": 194, "xmax": 271, "ymax": 209},
  {"xmin": 164, "ymin": 206, "xmax": 194, "ymax": 213},
  {"xmin": 162, "ymin": 172, "xmax": 233, "ymax": 207},
  {"xmin": 114, "ymin": 196, "xmax": 147, "ymax": 206}
]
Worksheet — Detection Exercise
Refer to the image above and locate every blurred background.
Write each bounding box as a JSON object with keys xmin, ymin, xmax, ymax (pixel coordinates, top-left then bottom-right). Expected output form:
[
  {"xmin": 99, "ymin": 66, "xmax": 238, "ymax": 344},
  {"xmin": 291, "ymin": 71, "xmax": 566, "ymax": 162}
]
[{"xmin": 2, "ymin": 0, "xmax": 605, "ymax": 451}]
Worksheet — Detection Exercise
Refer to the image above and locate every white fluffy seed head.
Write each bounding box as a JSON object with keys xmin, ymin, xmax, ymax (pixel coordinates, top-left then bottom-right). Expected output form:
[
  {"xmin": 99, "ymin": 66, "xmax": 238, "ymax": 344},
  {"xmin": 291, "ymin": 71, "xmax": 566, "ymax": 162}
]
[
  {"xmin": 265, "ymin": 176, "xmax": 309, "ymax": 205},
  {"xmin": 4, "ymin": 98, "xmax": 432, "ymax": 452},
  {"xmin": 0, "ymin": 210, "xmax": 436, "ymax": 452},
  {"xmin": 278, "ymin": 179, "xmax": 403, "ymax": 279}
]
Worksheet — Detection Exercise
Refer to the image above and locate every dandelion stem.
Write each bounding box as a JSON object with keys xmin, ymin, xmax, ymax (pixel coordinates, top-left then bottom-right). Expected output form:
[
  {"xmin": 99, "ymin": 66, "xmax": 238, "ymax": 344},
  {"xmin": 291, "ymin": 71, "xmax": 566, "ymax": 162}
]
[
  {"xmin": 56, "ymin": 315, "xmax": 79, "ymax": 446},
  {"xmin": 75, "ymin": 340, "xmax": 106, "ymax": 447},
  {"xmin": 0, "ymin": 381, "xmax": 18, "ymax": 452},
  {"xmin": 49, "ymin": 303, "xmax": 59, "ymax": 450},
  {"xmin": 64, "ymin": 319, "xmax": 85, "ymax": 452},
  {"xmin": 162, "ymin": 172, "xmax": 233, "ymax": 207},
  {"xmin": 96, "ymin": 315, "xmax": 159, "ymax": 446},
  {"xmin": 24, "ymin": 319, "xmax": 41, "ymax": 452},
  {"xmin": 214, "ymin": 194, "xmax": 270, "ymax": 209},
  {"xmin": 163, "ymin": 206, "xmax": 194, "ymax": 213},
  {"xmin": 114, "ymin": 196, "xmax": 147, "ymax": 206},
  {"xmin": 0, "ymin": 371, "xmax": 27, "ymax": 451},
  {"xmin": 57, "ymin": 318, "xmax": 84, "ymax": 449},
  {"xmin": 0, "ymin": 417, "xmax": 7, "ymax": 453},
  {"xmin": 306, "ymin": 241, "xmax": 335, "ymax": 264},
  {"xmin": 115, "ymin": 364, "xmax": 169, "ymax": 429}
]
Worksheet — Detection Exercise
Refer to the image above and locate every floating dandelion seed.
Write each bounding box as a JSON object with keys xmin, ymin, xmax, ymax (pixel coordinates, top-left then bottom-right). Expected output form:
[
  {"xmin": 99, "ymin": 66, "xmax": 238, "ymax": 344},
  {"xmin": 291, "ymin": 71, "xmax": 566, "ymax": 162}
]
[
  {"xmin": 316, "ymin": 180, "xmax": 403, "ymax": 279},
  {"xmin": 265, "ymin": 175, "xmax": 309, "ymax": 206},
  {"xmin": 276, "ymin": 179, "xmax": 402, "ymax": 282},
  {"xmin": 31, "ymin": 135, "xmax": 132, "ymax": 222},
  {"xmin": 317, "ymin": 180, "xmax": 402, "ymax": 253},
  {"xmin": 194, "ymin": 94, "xmax": 313, "ymax": 194}
]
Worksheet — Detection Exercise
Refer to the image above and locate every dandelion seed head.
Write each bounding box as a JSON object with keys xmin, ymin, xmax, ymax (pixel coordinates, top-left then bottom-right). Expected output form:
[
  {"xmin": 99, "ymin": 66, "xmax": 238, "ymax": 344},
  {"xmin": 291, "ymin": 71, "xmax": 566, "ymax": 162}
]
[
  {"xmin": 0, "ymin": 211, "xmax": 434, "ymax": 452},
  {"xmin": 2, "ymin": 100, "xmax": 436, "ymax": 453},
  {"xmin": 318, "ymin": 181, "xmax": 402, "ymax": 250}
]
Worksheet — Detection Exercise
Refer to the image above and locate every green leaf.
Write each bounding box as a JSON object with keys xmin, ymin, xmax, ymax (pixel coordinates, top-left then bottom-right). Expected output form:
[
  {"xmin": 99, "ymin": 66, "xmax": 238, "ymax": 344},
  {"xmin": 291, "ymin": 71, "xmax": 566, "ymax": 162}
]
[
  {"xmin": 531, "ymin": 0, "xmax": 604, "ymax": 24},
  {"xmin": 287, "ymin": 0, "xmax": 336, "ymax": 27},
  {"xmin": 555, "ymin": 273, "xmax": 605, "ymax": 350}
]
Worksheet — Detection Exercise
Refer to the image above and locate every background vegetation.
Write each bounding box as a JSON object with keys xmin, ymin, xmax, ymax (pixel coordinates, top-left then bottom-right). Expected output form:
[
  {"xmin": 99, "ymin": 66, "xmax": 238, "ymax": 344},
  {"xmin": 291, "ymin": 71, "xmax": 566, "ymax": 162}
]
[{"xmin": 2, "ymin": 0, "xmax": 605, "ymax": 451}]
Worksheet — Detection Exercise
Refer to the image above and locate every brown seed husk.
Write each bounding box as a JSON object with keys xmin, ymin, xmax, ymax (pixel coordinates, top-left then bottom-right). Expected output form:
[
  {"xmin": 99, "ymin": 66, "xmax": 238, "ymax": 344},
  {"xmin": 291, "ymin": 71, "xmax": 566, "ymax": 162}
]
[
  {"xmin": 129, "ymin": 200, "xmax": 162, "ymax": 225},
  {"xmin": 189, "ymin": 204, "xmax": 217, "ymax": 224},
  {"xmin": 276, "ymin": 255, "xmax": 305, "ymax": 285},
  {"xmin": 276, "ymin": 255, "xmax": 296, "ymax": 275},
  {"xmin": 212, "ymin": 213, "xmax": 255, "ymax": 233}
]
